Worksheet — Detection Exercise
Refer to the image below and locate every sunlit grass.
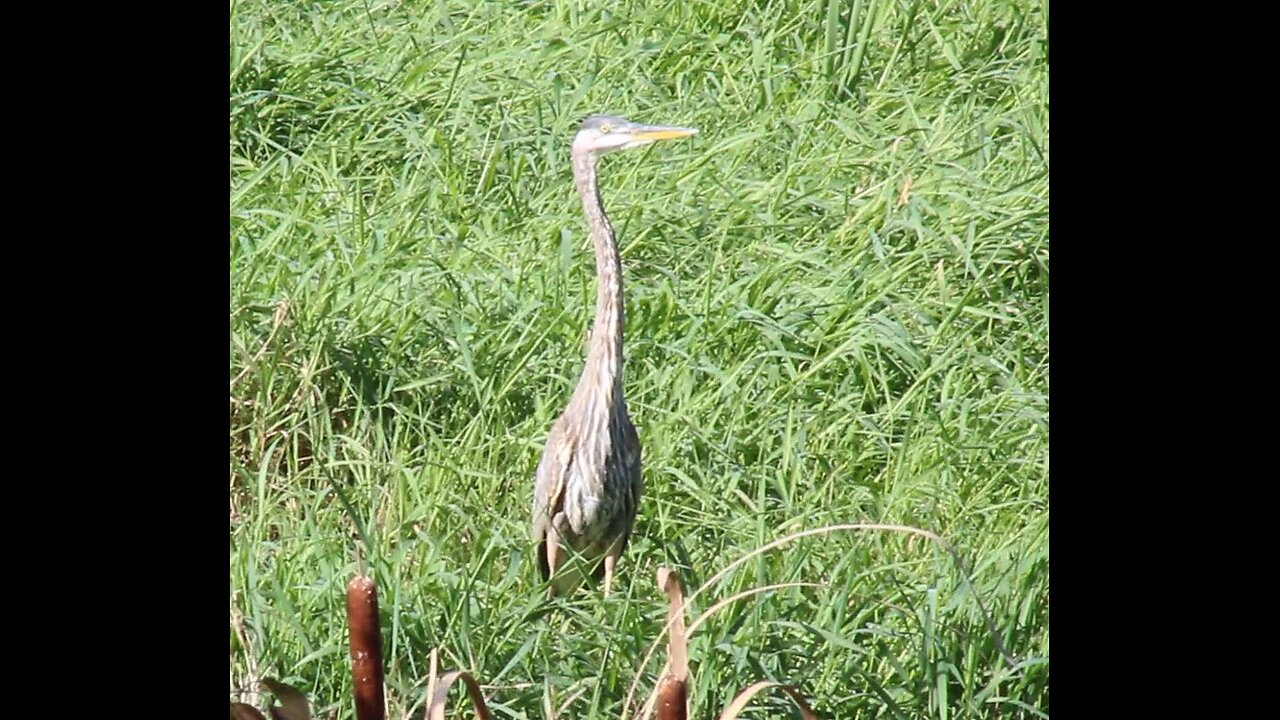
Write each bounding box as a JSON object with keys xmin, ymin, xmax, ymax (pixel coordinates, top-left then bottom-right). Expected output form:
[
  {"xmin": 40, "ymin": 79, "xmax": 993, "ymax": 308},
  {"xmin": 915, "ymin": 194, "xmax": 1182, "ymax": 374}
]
[{"xmin": 230, "ymin": 0, "xmax": 1048, "ymax": 717}]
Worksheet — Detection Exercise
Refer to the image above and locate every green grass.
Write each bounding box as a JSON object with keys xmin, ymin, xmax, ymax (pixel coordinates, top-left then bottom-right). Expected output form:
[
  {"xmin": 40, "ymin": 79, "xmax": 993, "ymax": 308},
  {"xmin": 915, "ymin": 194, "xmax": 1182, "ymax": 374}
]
[{"xmin": 229, "ymin": 0, "xmax": 1048, "ymax": 717}]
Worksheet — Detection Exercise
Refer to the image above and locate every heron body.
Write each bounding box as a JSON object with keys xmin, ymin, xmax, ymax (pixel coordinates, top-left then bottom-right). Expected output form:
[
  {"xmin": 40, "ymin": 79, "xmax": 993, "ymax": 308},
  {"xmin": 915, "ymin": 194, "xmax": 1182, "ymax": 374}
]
[{"xmin": 531, "ymin": 115, "xmax": 697, "ymax": 597}]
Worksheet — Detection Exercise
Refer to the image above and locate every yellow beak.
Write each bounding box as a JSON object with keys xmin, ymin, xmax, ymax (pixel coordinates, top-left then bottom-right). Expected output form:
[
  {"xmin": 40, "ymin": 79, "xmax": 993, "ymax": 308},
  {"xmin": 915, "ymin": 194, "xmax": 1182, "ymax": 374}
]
[{"xmin": 628, "ymin": 125, "xmax": 699, "ymax": 141}]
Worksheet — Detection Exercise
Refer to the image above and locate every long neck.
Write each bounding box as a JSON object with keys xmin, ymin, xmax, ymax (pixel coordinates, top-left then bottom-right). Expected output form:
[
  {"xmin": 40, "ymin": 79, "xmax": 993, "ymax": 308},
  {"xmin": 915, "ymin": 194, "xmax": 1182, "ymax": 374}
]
[{"xmin": 571, "ymin": 151, "xmax": 625, "ymax": 404}]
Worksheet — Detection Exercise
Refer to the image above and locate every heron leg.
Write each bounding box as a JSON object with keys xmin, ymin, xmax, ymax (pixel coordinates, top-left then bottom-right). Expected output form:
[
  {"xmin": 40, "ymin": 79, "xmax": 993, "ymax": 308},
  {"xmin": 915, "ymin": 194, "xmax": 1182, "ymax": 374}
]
[
  {"xmin": 602, "ymin": 553, "xmax": 616, "ymax": 597},
  {"xmin": 545, "ymin": 525, "xmax": 561, "ymax": 587},
  {"xmin": 600, "ymin": 532, "xmax": 627, "ymax": 597},
  {"xmin": 546, "ymin": 512, "xmax": 576, "ymax": 597}
]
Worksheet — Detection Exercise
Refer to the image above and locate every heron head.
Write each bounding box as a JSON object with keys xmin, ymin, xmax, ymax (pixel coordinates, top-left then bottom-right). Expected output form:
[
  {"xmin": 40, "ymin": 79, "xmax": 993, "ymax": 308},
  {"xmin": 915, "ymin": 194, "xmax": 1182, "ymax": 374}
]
[{"xmin": 572, "ymin": 114, "xmax": 698, "ymax": 156}]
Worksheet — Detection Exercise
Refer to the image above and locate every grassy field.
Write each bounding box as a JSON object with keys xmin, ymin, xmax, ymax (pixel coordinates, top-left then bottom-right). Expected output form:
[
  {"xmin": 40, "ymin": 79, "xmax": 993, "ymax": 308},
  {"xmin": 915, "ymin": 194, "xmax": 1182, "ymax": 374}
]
[{"xmin": 230, "ymin": 0, "xmax": 1048, "ymax": 717}]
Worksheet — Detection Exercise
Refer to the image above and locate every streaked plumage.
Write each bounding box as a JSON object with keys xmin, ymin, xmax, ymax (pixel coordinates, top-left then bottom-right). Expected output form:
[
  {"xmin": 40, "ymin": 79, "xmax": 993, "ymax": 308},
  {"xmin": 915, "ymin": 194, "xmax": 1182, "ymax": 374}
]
[{"xmin": 531, "ymin": 114, "xmax": 697, "ymax": 597}]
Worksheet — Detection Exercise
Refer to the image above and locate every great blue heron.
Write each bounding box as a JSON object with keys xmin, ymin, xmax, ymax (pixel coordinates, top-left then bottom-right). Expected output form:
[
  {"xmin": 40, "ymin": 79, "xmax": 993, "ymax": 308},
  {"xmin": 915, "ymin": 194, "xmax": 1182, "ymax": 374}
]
[{"xmin": 531, "ymin": 114, "xmax": 698, "ymax": 597}]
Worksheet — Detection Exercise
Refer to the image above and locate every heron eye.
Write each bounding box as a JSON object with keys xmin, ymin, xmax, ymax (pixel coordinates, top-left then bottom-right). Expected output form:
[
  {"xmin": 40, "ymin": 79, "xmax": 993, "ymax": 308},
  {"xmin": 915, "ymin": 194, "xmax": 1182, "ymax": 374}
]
[{"xmin": 599, "ymin": 123, "xmax": 612, "ymax": 134}]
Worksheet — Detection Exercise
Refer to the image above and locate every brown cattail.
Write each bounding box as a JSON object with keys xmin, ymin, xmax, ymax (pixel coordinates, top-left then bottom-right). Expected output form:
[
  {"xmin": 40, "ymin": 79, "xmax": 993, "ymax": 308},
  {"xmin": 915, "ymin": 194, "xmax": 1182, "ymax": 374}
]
[
  {"xmin": 655, "ymin": 568, "xmax": 690, "ymax": 720},
  {"xmin": 230, "ymin": 701, "xmax": 268, "ymax": 720},
  {"xmin": 654, "ymin": 674, "xmax": 688, "ymax": 720},
  {"xmin": 346, "ymin": 574, "xmax": 385, "ymax": 720}
]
